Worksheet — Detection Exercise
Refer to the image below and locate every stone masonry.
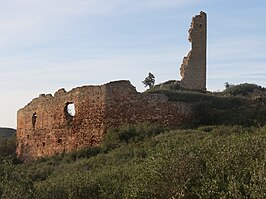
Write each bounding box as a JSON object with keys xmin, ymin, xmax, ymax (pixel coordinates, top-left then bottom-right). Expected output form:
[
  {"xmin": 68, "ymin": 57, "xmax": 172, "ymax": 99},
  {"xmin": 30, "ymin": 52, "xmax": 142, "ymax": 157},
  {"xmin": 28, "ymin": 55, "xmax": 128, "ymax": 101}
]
[
  {"xmin": 180, "ymin": 11, "xmax": 207, "ymax": 91},
  {"xmin": 17, "ymin": 81, "xmax": 192, "ymax": 161}
]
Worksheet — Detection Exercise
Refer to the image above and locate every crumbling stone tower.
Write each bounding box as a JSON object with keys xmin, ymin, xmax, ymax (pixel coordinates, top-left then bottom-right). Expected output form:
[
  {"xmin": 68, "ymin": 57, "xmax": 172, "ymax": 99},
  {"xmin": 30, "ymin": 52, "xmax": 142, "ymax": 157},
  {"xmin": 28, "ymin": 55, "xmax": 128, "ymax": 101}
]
[{"xmin": 180, "ymin": 11, "xmax": 207, "ymax": 91}]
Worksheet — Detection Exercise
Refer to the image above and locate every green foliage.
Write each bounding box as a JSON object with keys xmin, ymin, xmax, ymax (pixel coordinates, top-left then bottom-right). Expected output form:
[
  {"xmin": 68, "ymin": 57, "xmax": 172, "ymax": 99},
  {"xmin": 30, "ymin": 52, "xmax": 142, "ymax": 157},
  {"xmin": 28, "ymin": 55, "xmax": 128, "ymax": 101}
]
[
  {"xmin": 68, "ymin": 146, "xmax": 102, "ymax": 162},
  {"xmin": 102, "ymin": 123, "xmax": 167, "ymax": 152},
  {"xmin": 1, "ymin": 125, "xmax": 265, "ymax": 198},
  {"xmin": 0, "ymin": 128, "xmax": 16, "ymax": 138},
  {"xmin": 147, "ymin": 86, "xmax": 266, "ymax": 127},
  {"xmin": 142, "ymin": 72, "xmax": 155, "ymax": 89},
  {"xmin": 34, "ymin": 173, "xmax": 100, "ymax": 199},
  {"xmin": 148, "ymin": 89, "xmax": 245, "ymax": 105},
  {"xmin": 0, "ymin": 158, "xmax": 35, "ymax": 199},
  {"xmin": 222, "ymin": 83, "xmax": 265, "ymax": 96},
  {"xmin": 0, "ymin": 135, "xmax": 17, "ymax": 160},
  {"xmin": 151, "ymin": 80, "xmax": 181, "ymax": 91}
]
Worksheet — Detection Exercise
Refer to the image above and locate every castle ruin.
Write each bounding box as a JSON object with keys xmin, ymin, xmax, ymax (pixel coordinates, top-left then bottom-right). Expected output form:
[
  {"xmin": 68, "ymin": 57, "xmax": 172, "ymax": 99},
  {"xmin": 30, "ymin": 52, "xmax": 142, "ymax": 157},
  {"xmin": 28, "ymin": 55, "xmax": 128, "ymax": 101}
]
[
  {"xmin": 16, "ymin": 12, "xmax": 207, "ymax": 161},
  {"xmin": 17, "ymin": 81, "xmax": 191, "ymax": 161},
  {"xmin": 180, "ymin": 11, "xmax": 207, "ymax": 91}
]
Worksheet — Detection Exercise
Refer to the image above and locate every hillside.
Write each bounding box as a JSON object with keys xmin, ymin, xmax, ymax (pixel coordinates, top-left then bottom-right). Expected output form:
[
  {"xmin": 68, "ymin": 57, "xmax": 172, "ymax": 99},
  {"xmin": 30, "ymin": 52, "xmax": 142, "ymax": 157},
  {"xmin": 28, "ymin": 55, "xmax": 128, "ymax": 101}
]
[
  {"xmin": 0, "ymin": 124, "xmax": 265, "ymax": 198},
  {"xmin": 147, "ymin": 82, "xmax": 266, "ymax": 127},
  {"xmin": 0, "ymin": 127, "xmax": 16, "ymax": 138},
  {"xmin": 0, "ymin": 83, "xmax": 265, "ymax": 198}
]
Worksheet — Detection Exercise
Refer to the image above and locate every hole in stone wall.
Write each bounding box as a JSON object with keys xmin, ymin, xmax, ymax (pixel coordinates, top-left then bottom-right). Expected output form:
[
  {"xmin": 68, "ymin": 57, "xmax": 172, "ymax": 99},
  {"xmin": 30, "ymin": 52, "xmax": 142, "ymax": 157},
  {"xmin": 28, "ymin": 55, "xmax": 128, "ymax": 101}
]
[
  {"xmin": 67, "ymin": 103, "xmax": 75, "ymax": 117},
  {"xmin": 57, "ymin": 138, "xmax": 62, "ymax": 144},
  {"xmin": 32, "ymin": 112, "xmax": 37, "ymax": 128},
  {"xmin": 42, "ymin": 141, "xmax": 45, "ymax": 147},
  {"xmin": 65, "ymin": 102, "xmax": 75, "ymax": 125}
]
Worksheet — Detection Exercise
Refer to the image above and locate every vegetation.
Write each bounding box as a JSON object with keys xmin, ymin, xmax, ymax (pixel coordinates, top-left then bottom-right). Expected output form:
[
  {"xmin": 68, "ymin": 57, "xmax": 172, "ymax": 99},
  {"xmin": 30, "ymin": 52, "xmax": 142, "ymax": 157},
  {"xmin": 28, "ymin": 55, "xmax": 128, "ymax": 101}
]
[
  {"xmin": 0, "ymin": 124, "xmax": 266, "ymax": 198},
  {"xmin": 142, "ymin": 72, "xmax": 155, "ymax": 89},
  {"xmin": 0, "ymin": 135, "xmax": 16, "ymax": 160},
  {"xmin": 151, "ymin": 80, "xmax": 181, "ymax": 91},
  {"xmin": 0, "ymin": 128, "xmax": 16, "ymax": 138},
  {"xmin": 0, "ymin": 82, "xmax": 265, "ymax": 198},
  {"xmin": 221, "ymin": 83, "xmax": 266, "ymax": 97},
  {"xmin": 147, "ymin": 82, "xmax": 266, "ymax": 127}
]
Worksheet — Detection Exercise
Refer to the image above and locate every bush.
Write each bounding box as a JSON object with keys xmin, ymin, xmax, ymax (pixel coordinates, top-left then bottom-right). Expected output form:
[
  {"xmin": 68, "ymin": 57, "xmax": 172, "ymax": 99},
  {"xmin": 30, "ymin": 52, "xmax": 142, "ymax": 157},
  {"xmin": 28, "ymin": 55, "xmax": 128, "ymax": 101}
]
[
  {"xmin": 150, "ymin": 80, "xmax": 181, "ymax": 91},
  {"xmin": 222, "ymin": 83, "xmax": 265, "ymax": 96},
  {"xmin": 1, "ymin": 126, "xmax": 265, "ymax": 198},
  {"xmin": 102, "ymin": 123, "xmax": 167, "ymax": 152},
  {"xmin": 0, "ymin": 158, "xmax": 35, "ymax": 199},
  {"xmin": 0, "ymin": 135, "xmax": 17, "ymax": 160},
  {"xmin": 34, "ymin": 173, "xmax": 100, "ymax": 199},
  {"xmin": 147, "ymin": 82, "xmax": 265, "ymax": 127}
]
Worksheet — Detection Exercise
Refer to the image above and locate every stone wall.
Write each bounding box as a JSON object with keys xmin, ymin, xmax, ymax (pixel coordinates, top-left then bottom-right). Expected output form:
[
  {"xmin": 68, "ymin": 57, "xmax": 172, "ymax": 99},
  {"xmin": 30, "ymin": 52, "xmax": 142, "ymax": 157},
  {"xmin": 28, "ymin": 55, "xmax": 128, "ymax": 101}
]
[
  {"xmin": 17, "ymin": 81, "xmax": 192, "ymax": 161},
  {"xmin": 180, "ymin": 11, "xmax": 207, "ymax": 91}
]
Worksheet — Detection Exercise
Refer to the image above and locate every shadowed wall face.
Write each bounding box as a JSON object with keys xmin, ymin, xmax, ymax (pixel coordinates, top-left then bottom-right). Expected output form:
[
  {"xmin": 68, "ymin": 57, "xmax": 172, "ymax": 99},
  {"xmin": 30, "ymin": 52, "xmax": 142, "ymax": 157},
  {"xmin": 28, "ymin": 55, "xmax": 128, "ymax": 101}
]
[
  {"xmin": 180, "ymin": 11, "xmax": 207, "ymax": 91},
  {"xmin": 16, "ymin": 81, "xmax": 192, "ymax": 161}
]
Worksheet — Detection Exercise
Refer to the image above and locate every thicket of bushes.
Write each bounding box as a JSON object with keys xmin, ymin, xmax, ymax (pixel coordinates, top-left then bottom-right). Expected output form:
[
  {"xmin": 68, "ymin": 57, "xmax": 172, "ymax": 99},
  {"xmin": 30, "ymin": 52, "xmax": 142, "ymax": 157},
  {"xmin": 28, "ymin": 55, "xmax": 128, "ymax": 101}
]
[
  {"xmin": 148, "ymin": 83, "xmax": 266, "ymax": 127},
  {"xmin": 0, "ymin": 135, "xmax": 16, "ymax": 160},
  {"xmin": 0, "ymin": 124, "xmax": 266, "ymax": 198},
  {"xmin": 222, "ymin": 83, "xmax": 266, "ymax": 96},
  {"xmin": 0, "ymin": 128, "xmax": 16, "ymax": 138}
]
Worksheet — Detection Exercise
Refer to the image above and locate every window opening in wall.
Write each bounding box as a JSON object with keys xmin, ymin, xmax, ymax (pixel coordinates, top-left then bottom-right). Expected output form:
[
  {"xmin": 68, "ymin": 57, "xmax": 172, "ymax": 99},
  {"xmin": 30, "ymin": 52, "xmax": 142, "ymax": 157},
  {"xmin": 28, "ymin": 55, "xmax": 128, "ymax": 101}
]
[
  {"xmin": 65, "ymin": 102, "xmax": 75, "ymax": 125},
  {"xmin": 57, "ymin": 138, "xmax": 62, "ymax": 144},
  {"xmin": 32, "ymin": 112, "xmax": 37, "ymax": 128},
  {"xmin": 42, "ymin": 142, "xmax": 45, "ymax": 147},
  {"xmin": 67, "ymin": 103, "xmax": 75, "ymax": 116}
]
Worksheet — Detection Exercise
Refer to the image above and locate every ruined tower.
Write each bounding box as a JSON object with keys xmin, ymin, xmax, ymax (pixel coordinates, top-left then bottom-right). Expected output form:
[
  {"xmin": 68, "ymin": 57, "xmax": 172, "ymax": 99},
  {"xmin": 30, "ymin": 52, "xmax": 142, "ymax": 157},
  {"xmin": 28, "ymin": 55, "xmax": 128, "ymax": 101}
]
[
  {"xmin": 16, "ymin": 12, "xmax": 207, "ymax": 161},
  {"xmin": 180, "ymin": 11, "xmax": 207, "ymax": 91}
]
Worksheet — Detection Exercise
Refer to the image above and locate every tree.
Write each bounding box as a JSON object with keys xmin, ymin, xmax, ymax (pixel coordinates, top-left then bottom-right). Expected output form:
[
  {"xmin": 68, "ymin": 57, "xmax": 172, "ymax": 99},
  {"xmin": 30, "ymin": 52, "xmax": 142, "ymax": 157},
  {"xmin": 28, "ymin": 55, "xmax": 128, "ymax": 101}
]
[
  {"xmin": 224, "ymin": 82, "xmax": 231, "ymax": 90},
  {"xmin": 142, "ymin": 72, "xmax": 155, "ymax": 89}
]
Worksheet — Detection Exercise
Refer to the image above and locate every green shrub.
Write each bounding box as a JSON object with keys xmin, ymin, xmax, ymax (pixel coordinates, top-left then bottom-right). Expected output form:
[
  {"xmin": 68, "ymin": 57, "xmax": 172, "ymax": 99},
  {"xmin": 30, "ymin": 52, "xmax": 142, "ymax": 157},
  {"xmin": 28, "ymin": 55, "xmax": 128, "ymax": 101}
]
[
  {"xmin": 0, "ymin": 126, "xmax": 265, "ymax": 198},
  {"xmin": 222, "ymin": 83, "xmax": 265, "ymax": 96},
  {"xmin": 0, "ymin": 158, "xmax": 35, "ymax": 199},
  {"xmin": 70, "ymin": 146, "xmax": 101, "ymax": 160},
  {"xmin": 150, "ymin": 80, "xmax": 181, "ymax": 91},
  {"xmin": 102, "ymin": 123, "xmax": 167, "ymax": 152},
  {"xmin": 0, "ymin": 128, "xmax": 16, "ymax": 138},
  {"xmin": 147, "ymin": 83, "xmax": 265, "ymax": 127},
  {"xmin": 34, "ymin": 173, "xmax": 100, "ymax": 199},
  {"xmin": 0, "ymin": 135, "xmax": 17, "ymax": 162}
]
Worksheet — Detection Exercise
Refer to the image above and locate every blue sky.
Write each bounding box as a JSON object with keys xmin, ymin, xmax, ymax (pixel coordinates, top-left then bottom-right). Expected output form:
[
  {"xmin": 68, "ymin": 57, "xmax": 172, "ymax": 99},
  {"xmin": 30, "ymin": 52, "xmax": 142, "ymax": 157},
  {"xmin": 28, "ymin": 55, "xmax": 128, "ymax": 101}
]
[{"xmin": 0, "ymin": 0, "xmax": 265, "ymax": 128}]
